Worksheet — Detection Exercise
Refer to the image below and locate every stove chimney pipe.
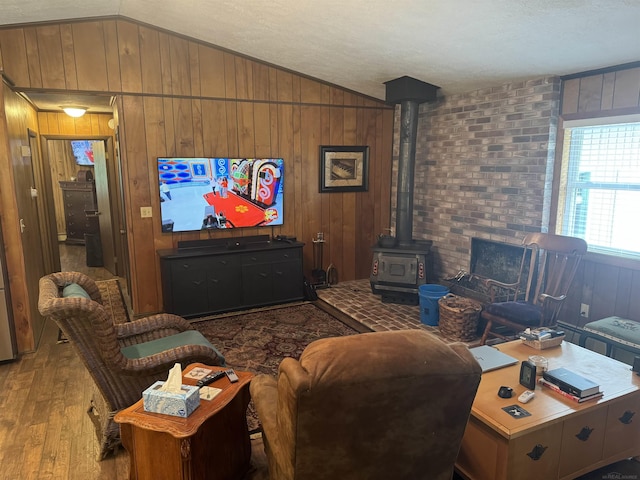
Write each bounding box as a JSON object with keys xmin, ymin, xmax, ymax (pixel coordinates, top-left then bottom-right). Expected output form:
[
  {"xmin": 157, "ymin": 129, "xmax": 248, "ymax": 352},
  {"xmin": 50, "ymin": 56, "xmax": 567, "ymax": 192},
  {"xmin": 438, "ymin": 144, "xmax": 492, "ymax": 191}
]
[{"xmin": 384, "ymin": 76, "xmax": 439, "ymax": 247}]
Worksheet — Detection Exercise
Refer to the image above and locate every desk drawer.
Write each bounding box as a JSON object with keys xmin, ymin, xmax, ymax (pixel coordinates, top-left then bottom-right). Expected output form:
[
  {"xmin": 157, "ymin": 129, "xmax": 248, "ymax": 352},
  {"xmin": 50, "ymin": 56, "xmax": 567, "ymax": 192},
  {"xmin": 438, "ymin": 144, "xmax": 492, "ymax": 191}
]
[
  {"xmin": 603, "ymin": 392, "xmax": 640, "ymax": 459},
  {"xmin": 558, "ymin": 406, "xmax": 607, "ymax": 478}
]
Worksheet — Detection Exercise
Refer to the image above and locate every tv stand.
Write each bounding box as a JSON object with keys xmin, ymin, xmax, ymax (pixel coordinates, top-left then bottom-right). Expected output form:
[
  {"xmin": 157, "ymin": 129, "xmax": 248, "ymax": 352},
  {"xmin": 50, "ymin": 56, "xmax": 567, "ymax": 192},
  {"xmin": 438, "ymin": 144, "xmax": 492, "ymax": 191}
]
[{"xmin": 158, "ymin": 239, "xmax": 305, "ymax": 318}]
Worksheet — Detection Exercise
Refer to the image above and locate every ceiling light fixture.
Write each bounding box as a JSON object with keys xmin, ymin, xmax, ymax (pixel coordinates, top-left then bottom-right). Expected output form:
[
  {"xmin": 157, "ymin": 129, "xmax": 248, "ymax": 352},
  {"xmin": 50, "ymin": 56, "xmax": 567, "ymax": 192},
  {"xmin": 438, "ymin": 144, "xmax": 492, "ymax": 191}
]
[{"xmin": 62, "ymin": 107, "xmax": 87, "ymax": 118}]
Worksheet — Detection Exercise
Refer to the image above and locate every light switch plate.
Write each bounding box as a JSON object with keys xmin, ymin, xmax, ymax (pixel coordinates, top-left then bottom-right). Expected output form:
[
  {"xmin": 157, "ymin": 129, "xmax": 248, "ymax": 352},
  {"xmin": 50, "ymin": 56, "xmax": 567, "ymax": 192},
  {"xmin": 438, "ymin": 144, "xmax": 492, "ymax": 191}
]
[{"xmin": 140, "ymin": 206, "xmax": 152, "ymax": 218}]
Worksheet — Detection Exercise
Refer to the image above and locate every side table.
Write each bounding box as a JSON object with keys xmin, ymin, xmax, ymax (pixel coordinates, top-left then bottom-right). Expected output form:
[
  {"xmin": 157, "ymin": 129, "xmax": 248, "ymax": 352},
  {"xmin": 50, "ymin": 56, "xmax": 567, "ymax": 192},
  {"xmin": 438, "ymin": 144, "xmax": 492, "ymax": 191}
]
[{"xmin": 115, "ymin": 363, "xmax": 254, "ymax": 480}]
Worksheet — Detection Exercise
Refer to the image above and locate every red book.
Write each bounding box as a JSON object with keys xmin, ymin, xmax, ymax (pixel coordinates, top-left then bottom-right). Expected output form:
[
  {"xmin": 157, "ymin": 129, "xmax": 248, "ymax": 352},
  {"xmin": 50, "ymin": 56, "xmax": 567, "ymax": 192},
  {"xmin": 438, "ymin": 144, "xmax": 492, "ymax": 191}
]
[{"xmin": 538, "ymin": 378, "xmax": 603, "ymax": 403}]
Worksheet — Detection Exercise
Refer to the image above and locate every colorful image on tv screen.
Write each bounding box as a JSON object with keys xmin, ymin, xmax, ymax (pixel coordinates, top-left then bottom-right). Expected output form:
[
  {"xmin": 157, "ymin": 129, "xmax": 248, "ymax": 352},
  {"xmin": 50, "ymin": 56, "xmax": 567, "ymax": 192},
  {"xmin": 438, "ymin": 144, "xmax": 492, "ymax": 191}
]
[
  {"xmin": 158, "ymin": 157, "xmax": 284, "ymax": 233},
  {"xmin": 70, "ymin": 140, "xmax": 95, "ymax": 166}
]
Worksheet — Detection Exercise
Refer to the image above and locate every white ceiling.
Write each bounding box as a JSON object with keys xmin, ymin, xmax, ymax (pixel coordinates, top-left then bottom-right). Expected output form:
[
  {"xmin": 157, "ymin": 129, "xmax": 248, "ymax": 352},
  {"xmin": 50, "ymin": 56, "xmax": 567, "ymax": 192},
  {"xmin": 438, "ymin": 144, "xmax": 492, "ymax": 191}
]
[{"xmin": 1, "ymin": 0, "xmax": 639, "ymax": 102}]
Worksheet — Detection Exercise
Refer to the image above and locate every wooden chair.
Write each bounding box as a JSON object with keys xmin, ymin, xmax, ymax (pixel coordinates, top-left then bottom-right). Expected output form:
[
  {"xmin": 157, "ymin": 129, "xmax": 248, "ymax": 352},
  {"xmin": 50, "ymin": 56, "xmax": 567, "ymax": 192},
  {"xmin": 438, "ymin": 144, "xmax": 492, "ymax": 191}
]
[
  {"xmin": 38, "ymin": 272, "xmax": 226, "ymax": 458},
  {"xmin": 480, "ymin": 232, "xmax": 587, "ymax": 345}
]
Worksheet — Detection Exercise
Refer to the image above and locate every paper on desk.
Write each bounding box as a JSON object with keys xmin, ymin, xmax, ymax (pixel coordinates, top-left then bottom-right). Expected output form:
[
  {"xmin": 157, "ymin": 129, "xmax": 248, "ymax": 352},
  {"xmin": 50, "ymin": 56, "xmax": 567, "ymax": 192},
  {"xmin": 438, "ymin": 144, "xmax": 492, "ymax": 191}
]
[
  {"xmin": 199, "ymin": 386, "xmax": 222, "ymax": 401},
  {"xmin": 159, "ymin": 363, "xmax": 183, "ymax": 393}
]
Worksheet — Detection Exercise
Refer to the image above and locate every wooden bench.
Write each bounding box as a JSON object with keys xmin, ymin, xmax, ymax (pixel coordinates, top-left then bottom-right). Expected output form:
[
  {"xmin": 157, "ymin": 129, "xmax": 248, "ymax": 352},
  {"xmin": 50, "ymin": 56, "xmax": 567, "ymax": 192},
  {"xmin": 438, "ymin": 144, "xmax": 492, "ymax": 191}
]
[{"xmin": 579, "ymin": 316, "xmax": 640, "ymax": 357}]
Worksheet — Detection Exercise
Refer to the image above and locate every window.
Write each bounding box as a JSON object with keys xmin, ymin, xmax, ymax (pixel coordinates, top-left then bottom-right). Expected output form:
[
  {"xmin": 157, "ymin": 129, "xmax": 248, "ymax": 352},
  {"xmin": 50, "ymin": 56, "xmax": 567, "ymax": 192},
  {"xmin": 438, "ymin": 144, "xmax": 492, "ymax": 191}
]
[{"xmin": 558, "ymin": 118, "xmax": 640, "ymax": 259}]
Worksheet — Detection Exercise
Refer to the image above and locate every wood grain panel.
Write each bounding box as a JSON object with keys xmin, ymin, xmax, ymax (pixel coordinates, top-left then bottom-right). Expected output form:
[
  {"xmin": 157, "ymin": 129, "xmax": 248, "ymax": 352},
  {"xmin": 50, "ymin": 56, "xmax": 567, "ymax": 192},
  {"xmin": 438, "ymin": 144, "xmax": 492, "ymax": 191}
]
[
  {"xmin": 253, "ymin": 103, "xmax": 272, "ymax": 156},
  {"xmin": 0, "ymin": 29, "xmax": 30, "ymax": 86},
  {"xmin": 191, "ymin": 99, "xmax": 204, "ymax": 156},
  {"xmin": 172, "ymin": 98, "xmax": 195, "ymax": 155},
  {"xmin": 188, "ymin": 42, "xmax": 201, "ymax": 98},
  {"xmin": 71, "ymin": 22, "xmax": 109, "ymax": 91},
  {"xmin": 198, "ymin": 45, "xmax": 225, "ymax": 99},
  {"xmin": 36, "ymin": 25, "xmax": 65, "ymax": 89},
  {"xmin": 601, "ymin": 72, "xmax": 616, "ymax": 110},
  {"xmin": 341, "ymin": 107, "xmax": 358, "ymax": 281},
  {"xmin": 223, "ymin": 53, "xmax": 237, "ymax": 99},
  {"xmin": 561, "ymin": 78, "xmax": 580, "ymax": 115},
  {"xmin": 253, "ymin": 63, "xmax": 271, "ymax": 102},
  {"xmin": 157, "ymin": 32, "xmax": 173, "ymax": 95},
  {"xmin": 301, "ymin": 77, "xmax": 322, "ymax": 104},
  {"xmin": 23, "ymin": 28, "xmax": 42, "ymax": 89},
  {"xmin": 612, "ymin": 67, "xmax": 640, "ymax": 109},
  {"xmin": 201, "ymin": 99, "xmax": 229, "ymax": 155},
  {"xmin": 237, "ymin": 102, "xmax": 256, "ymax": 156},
  {"xmin": 577, "ymin": 76, "xmax": 603, "ymax": 113},
  {"xmin": 300, "ymin": 105, "xmax": 322, "ymax": 246},
  {"xmin": 117, "ymin": 20, "xmax": 142, "ymax": 93},
  {"xmin": 59, "ymin": 24, "xmax": 78, "ymax": 90},
  {"xmin": 102, "ymin": 20, "xmax": 122, "ymax": 92},
  {"xmin": 225, "ymin": 101, "xmax": 239, "ymax": 157},
  {"xmin": 276, "ymin": 71, "xmax": 293, "ymax": 103},
  {"xmin": 169, "ymin": 36, "xmax": 190, "ymax": 97},
  {"xmin": 138, "ymin": 25, "xmax": 163, "ymax": 94},
  {"xmin": 234, "ymin": 57, "xmax": 254, "ymax": 101},
  {"xmin": 327, "ymin": 106, "xmax": 345, "ymax": 275}
]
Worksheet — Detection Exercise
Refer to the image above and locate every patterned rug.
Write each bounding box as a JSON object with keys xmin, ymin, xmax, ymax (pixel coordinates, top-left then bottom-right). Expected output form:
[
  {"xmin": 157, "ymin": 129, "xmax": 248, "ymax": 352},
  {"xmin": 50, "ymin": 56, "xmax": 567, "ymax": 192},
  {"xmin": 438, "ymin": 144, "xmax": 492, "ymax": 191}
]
[{"xmin": 193, "ymin": 303, "xmax": 359, "ymax": 431}]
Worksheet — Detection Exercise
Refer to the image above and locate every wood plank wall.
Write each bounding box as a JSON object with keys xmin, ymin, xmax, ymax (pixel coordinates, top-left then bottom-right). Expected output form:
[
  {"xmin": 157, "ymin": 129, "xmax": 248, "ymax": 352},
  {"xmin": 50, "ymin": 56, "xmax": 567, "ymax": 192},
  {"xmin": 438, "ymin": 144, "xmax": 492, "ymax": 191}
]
[
  {"xmin": 557, "ymin": 63, "xmax": 640, "ymax": 329},
  {"xmin": 0, "ymin": 18, "xmax": 394, "ymax": 316}
]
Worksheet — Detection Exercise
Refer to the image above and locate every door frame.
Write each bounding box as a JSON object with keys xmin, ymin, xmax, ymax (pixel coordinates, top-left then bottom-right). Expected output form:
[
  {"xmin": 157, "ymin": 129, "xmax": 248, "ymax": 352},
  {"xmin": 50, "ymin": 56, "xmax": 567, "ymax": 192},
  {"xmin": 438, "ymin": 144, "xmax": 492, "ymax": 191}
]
[{"xmin": 39, "ymin": 134, "xmax": 129, "ymax": 282}]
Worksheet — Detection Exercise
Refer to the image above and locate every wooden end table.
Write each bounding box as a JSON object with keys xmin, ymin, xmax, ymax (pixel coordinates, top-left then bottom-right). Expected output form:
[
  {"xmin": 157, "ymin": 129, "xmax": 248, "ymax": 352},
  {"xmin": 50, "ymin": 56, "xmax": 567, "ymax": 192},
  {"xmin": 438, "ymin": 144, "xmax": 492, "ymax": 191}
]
[
  {"xmin": 115, "ymin": 364, "xmax": 254, "ymax": 480},
  {"xmin": 455, "ymin": 340, "xmax": 640, "ymax": 480}
]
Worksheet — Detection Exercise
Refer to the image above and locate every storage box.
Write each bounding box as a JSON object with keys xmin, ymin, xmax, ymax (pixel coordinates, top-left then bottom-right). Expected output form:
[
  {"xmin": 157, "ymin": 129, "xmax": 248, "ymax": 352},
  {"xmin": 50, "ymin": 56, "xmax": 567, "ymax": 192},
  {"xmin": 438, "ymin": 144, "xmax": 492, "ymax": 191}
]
[{"xmin": 142, "ymin": 381, "xmax": 200, "ymax": 417}]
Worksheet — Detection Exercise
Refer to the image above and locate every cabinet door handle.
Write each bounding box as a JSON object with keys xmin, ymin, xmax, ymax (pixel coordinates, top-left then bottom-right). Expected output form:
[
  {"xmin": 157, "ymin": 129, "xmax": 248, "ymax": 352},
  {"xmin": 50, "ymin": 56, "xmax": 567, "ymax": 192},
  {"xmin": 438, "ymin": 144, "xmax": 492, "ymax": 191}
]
[
  {"xmin": 192, "ymin": 280, "xmax": 203, "ymax": 286},
  {"xmin": 181, "ymin": 264, "xmax": 191, "ymax": 270},
  {"xmin": 619, "ymin": 410, "xmax": 635, "ymax": 425},
  {"xmin": 220, "ymin": 260, "xmax": 227, "ymax": 265},
  {"xmin": 575, "ymin": 426, "xmax": 594, "ymax": 441},
  {"xmin": 526, "ymin": 443, "xmax": 547, "ymax": 461}
]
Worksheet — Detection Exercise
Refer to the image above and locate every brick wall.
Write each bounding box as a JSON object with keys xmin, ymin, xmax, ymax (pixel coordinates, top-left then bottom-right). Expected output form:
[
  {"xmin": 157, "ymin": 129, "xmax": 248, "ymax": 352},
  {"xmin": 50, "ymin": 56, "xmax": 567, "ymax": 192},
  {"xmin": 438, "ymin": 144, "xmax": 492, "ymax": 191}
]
[{"xmin": 390, "ymin": 76, "xmax": 561, "ymax": 281}]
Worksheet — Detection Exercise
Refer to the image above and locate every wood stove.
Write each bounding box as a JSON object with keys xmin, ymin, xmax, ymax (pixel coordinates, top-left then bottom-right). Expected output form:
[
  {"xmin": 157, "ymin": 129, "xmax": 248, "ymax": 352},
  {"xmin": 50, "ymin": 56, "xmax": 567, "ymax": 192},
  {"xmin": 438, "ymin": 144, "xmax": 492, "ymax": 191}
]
[{"xmin": 370, "ymin": 76, "xmax": 439, "ymax": 305}]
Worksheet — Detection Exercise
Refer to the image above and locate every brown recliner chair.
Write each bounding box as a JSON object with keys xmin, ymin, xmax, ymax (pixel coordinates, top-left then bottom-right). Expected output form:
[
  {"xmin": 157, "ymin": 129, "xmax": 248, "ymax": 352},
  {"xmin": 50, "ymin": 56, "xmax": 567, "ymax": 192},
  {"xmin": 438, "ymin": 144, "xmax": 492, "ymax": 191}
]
[
  {"xmin": 250, "ymin": 329, "xmax": 482, "ymax": 480},
  {"xmin": 38, "ymin": 272, "xmax": 226, "ymax": 458}
]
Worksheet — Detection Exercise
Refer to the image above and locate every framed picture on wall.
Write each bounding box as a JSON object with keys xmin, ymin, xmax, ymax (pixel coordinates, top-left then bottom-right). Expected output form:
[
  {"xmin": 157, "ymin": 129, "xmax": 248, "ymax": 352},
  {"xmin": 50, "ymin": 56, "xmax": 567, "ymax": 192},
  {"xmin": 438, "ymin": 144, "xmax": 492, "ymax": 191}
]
[{"xmin": 319, "ymin": 146, "xmax": 369, "ymax": 193}]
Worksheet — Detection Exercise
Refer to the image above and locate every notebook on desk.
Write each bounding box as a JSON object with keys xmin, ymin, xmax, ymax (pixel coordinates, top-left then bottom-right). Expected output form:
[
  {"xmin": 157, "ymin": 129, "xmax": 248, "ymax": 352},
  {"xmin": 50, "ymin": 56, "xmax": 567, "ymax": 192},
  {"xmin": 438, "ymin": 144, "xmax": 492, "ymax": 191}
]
[{"xmin": 469, "ymin": 345, "xmax": 519, "ymax": 372}]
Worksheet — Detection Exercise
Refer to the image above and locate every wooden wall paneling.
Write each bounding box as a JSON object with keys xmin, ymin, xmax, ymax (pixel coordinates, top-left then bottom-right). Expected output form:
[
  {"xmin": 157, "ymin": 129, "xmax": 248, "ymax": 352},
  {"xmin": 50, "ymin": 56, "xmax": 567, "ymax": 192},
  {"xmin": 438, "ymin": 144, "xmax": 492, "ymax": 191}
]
[
  {"xmin": 172, "ymin": 97, "xmax": 195, "ymax": 155},
  {"xmin": 252, "ymin": 63, "xmax": 271, "ymax": 102},
  {"xmin": 169, "ymin": 36, "xmax": 191, "ymax": 97},
  {"xmin": 234, "ymin": 57, "xmax": 254, "ymax": 101},
  {"xmin": 600, "ymin": 72, "xmax": 616, "ymax": 110},
  {"xmin": 253, "ymin": 103, "xmax": 272, "ymax": 157},
  {"xmin": 612, "ymin": 67, "xmax": 640, "ymax": 109},
  {"xmin": 561, "ymin": 78, "xmax": 580, "ymax": 115},
  {"xmin": 277, "ymin": 103, "xmax": 295, "ymax": 238},
  {"xmin": 330, "ymin": 87, "xmax": 344, "ymax": 106},
  {"xmin": 138, "ymin": 25, "xmax": 163, "ymax": 95},
  {"xmin": 613, "ymin": 267, "xmax": 633, "ymax": 319},
  {"xmin": 157, "ymin": 32, "xmax": 173, "ymax": 95},
  {"xmin": 198, "ymin": 45, "xmax": 225, "ymax": 99},
  {"xmin": 380, "ymin": 108, "xmax": 393, "ymax": 231},
  {"xmin": 201, "ymin": 99, "xmax": 229, "ymax": 156},
  {"xmin": 116, "ymin": 20, "xmax": 142, "ymax": 93},
  {"xmin": 36, "ymin": 25, "xmax": 65, "ymax": 89},
  {"xmin": 236, "ymin": 101, "xmax": 256, "ymax": 156},
  {"xmin": 71, "ymin": 22, "xmax": 109, "ymax": 92},
  {"xmin": 0, "ymin": 28, "xmax": 30, "ymax": 87},
  {"xmin": 327, "ymin": 105, "xmax": 345, "ymax": 277},
  {"xmin": 23, "ymin": 28, "xmax": 42, "ymax": 89},
  {"xmin": 191, "ymin": 99, "xmax": 204, "ymax": 157},
  {"xmin": 73, "ymin": 115, "xmax": 93, "ymax": 136},
  {"xmin": 291, "ymin": 103, "xmax": 302, "ymax": 242},
  {"xmin": 225, "ymin": 101, "xmax": 239, "ymax": 156},
  {"xmin": 577, "ymin": 75, "xmax": 604, "ymax": 113},
  {"xmin": 188, "ymin": 41, "xmax": 201, "ymax": 98},
  {"xmin": 276, "ymin": 71, "xmax": 293, "ymax": 103},
  {"xmin": 102, "ymin": 20, "xmax": 122, "ymax": 92},
  {"xmin": 223, "ymin": 53, "xmax": 237, "ymax": 99},
  {"xmin": 121, "ymin": 95, "xmax": 158, "ymax": 312},
  {"xmin": 577, "ymin": 258, "xmax": 595, "ymax": 328},
  {"xmin": 319, "ymin": 104, "xmax": 331, "ymax": 265},
  {"xmin": 299, "ymin": 105, "xmax": 322, "ymax": 248},
  {"xmin": 59, "ymin": 24, "xmax": 78, "ymax": 90},
  {"xmin": 292, "ymin": 74, "xmax": 301, "ymax": 104},
  {"xmin": 268, "ymin": 67, "xmax": 278, "ymax": 103},
  {"xmin": 300, "ymin": 77, "xmax": 322, "ymax": 104},
  {"xmin": 628, "ymin": 271, "xmax": 640, "ymax": 321},
  {"xmin": 341, "ymin": 107, "xmax": 358, "ymax": 280},
  {"xmin": 589, "ymin": 262, "xmax": 620, "ymax": 324}
]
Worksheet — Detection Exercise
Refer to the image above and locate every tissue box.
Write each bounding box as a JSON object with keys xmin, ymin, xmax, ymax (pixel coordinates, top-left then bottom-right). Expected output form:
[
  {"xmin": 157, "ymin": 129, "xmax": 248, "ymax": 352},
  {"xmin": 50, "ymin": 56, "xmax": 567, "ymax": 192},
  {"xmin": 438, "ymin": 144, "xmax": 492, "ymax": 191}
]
[{"xmin": 142, "ymin": 381, "xmax": 200, "ymax": 418}]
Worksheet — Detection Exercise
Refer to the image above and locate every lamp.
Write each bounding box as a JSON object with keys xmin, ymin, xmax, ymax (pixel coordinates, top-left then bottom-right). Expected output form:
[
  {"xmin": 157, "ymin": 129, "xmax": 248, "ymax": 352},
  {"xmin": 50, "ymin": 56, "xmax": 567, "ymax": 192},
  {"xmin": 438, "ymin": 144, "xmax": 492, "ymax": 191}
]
[{"xmin": 62, "ymin": 107, "xmax": 87, "ymax": 118}]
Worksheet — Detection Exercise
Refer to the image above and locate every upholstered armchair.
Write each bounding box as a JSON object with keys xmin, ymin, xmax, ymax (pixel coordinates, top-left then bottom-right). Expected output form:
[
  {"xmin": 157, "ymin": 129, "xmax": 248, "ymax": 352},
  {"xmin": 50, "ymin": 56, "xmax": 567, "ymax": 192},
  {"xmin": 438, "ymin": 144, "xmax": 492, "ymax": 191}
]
[
  {"xmin": 38, "ymin": 271, "xmax": 225, "ymax": 458},
  {"xmin": 250, "ymin": 329, "xmax": 482, "ymax": 480}
]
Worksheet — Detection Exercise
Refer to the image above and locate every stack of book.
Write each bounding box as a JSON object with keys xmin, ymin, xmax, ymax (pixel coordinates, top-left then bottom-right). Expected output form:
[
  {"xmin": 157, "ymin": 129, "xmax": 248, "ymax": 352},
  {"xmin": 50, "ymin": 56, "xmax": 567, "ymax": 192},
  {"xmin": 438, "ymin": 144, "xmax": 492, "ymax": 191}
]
[{"xmin": 539, "ymin": 367, "xmax": 603, "ymax": 403}]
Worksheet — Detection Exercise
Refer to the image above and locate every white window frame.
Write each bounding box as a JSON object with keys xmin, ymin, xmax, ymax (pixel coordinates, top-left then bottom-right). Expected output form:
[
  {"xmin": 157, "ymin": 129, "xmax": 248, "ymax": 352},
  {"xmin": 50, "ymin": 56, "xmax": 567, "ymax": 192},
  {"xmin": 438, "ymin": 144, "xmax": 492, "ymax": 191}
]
[{"xmin": 557, "ymin": 114, "xmax": 640, "ymax": 260}]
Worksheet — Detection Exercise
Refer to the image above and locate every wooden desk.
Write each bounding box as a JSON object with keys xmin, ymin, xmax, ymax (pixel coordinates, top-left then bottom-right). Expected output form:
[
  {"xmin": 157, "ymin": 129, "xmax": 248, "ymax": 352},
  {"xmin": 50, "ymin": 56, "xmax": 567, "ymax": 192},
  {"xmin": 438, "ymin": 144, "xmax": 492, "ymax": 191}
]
[
  {"xmin": 115, "ymin": 364, "xmax": 253, "ymax": 480},
  {"xmin": 456, "ymin": 340, "xmax": 640, "ymax": 480}
]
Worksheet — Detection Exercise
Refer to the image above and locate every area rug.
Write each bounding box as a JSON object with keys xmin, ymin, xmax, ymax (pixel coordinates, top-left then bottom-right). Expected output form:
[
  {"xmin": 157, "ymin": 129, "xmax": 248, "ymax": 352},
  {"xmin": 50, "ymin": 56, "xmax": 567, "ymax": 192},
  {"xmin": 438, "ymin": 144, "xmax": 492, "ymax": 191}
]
[{"xmin": 193, "ymin": 303, "xmax": 359, "ymax": 431}]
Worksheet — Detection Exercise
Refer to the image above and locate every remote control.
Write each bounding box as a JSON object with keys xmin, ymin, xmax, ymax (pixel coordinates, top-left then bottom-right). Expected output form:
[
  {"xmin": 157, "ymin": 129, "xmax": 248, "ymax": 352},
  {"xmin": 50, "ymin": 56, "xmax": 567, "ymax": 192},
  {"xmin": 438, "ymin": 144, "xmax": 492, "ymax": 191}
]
[
  {"xmin": 518, "ymin": 390, "xmax": 535, "ymax": 404},
  {"xmin": 225, "ymin": 369, "xmax": 239, "ymax": 383},
  {"xmin": 196, "ymin": 370, "xmax": 226, "ymax": 388}
]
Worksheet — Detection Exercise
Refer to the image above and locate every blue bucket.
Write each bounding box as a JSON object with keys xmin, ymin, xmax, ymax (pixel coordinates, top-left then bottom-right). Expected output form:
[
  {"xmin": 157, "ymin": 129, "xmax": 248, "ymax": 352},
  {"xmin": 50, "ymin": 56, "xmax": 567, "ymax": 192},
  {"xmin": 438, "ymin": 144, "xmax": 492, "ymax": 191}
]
[{"xmin": 419, "ymin": 284, "xmax": 450, "ymax": 326}]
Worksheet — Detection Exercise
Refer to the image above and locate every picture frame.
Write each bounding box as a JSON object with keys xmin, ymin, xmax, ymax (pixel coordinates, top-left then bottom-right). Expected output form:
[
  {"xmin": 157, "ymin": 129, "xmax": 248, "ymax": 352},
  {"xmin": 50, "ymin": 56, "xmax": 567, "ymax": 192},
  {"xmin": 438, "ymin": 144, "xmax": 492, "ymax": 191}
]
[{"xmin": 319, "ymin": 146, "xmax": 369, "ymax": 193}]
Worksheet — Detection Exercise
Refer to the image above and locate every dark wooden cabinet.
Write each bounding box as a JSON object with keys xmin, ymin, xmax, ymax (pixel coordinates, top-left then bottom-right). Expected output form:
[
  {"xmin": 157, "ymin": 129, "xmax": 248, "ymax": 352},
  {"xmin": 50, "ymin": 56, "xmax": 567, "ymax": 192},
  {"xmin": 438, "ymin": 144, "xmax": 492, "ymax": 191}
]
[
  {"xmin": 159, "ymin": 240, "xmax": 304, "ymax": 318},
  {"xmin": 59, "ymin": 180, "xmax": 99, "ymax": 245}
]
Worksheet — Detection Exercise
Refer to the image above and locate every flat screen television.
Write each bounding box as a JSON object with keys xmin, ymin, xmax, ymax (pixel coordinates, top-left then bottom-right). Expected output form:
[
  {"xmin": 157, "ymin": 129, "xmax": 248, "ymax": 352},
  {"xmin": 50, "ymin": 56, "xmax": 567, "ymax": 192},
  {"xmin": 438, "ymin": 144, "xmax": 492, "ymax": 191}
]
[
  {"xmin": 158, "ymin": 157, "xmax": 284, "ymax": 233},
  {"xmin": 70, "ymin": 140, "xmax": 95, "ymax": 166}
]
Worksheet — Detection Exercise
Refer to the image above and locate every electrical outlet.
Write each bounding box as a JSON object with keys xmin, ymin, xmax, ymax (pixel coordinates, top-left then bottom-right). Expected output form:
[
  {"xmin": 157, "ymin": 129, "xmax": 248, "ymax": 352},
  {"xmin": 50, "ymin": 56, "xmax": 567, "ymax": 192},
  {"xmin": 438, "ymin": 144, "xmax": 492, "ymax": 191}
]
[
  {"xmin": 140, "ymin": 206, "xmax": 152, "ymax": 218},
  {"xmin": 580, "ymin": 303, "xmax": 590, "ymax": 318}
]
